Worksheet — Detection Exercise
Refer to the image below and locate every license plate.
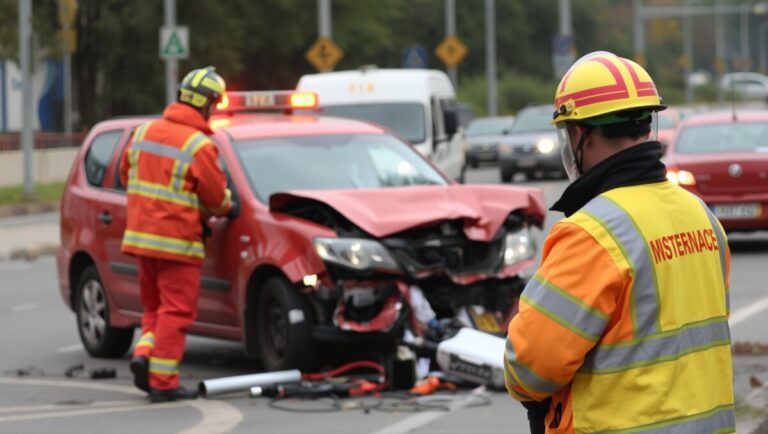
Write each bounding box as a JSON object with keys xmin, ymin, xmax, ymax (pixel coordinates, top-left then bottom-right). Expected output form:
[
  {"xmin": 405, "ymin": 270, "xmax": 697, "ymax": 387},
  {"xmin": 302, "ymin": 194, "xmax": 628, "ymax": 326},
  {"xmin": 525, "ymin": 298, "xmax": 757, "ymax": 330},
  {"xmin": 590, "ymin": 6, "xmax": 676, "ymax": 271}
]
[
  {"xmin": 517, "ymin": 158, "xmax": 536, "ymax": 168},
  {"xmin": 712, "ymin": 203, "xmax": 762, "ymax": 219}
]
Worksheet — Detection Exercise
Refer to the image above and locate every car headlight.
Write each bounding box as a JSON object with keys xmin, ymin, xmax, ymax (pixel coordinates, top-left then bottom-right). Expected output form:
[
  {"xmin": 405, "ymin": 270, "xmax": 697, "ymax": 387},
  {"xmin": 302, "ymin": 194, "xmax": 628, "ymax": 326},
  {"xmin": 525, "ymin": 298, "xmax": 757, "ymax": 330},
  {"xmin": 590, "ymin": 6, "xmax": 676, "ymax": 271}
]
[
  {"xmin": 314, "ymin": 238, "xmax": 400, "ymax": 272},
  {"xmin": 503, "ymin": 227, "xmax": 536, "ymax": 265},
  {"xmin": 536, "ymin": 138, "xmax": 556, "ymax": 153}
]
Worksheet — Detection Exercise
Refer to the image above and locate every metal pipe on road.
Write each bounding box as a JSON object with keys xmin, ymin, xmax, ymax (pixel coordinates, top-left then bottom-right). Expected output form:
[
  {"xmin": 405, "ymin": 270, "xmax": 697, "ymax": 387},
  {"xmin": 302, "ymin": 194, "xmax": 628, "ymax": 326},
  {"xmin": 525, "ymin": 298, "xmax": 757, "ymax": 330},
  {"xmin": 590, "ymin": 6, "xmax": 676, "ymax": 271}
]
[{"xmin": 198, "ymin": 369, "xmax": 302, "ymax": 397}]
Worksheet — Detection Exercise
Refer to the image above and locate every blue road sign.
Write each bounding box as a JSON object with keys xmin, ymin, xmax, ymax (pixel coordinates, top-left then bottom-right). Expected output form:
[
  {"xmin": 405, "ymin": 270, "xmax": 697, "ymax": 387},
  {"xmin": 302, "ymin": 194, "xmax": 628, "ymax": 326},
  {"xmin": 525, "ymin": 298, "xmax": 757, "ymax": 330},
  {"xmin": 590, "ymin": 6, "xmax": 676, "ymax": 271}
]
[{"xmin": 403, "ymin": 46, "xmax": 427, "ymax": 69}]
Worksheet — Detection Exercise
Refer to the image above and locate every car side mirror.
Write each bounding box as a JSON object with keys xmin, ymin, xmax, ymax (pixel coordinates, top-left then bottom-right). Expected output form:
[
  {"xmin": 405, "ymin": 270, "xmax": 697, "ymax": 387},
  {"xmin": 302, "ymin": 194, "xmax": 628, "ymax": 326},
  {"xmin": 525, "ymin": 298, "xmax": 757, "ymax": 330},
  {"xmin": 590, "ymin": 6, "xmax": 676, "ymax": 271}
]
[
  {"xmin": 443, "ymin": 108, "xmax": 458, "ymax": 137},
  {"xmin": 501, "ymin": 129, "xmax": 510, "ymax": 135}
]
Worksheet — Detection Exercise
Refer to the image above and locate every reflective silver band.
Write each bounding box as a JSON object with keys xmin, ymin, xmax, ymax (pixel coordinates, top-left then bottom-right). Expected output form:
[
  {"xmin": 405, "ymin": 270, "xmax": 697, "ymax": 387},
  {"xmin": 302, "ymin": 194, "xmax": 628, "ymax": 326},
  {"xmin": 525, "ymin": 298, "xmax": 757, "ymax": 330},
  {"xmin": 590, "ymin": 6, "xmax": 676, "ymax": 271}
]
[
  {"xmin": 132, "ymin": 140, "xmax": 193, "ymax": 164},
  {"xmin": 580, "ymin": 318, "xmax": 730, "ymax": 374},
  {"xmin": 522, "ymin": 275, "xmax": 609, "ymax": 342},
  {"xmin": 172, "ymin": 133, "xmax": 209, "ymax": 192},
  {"xmin": 582, "ymin": 196, "xmax": 660, "ymax": 336},
  {"xmin": 126, "ymin": 181, "xmax": 199, "ymax": 208},
  {"xmin": 609, "ymin": 404, "xmax": 735, "ymax": 434},
  {"xmin": 505, "ymin": 339, "xmax": 566, "ymax": 393},
  {"xmin": 123, "ymin": 232, "xmax": 204, "ymax": 257}
]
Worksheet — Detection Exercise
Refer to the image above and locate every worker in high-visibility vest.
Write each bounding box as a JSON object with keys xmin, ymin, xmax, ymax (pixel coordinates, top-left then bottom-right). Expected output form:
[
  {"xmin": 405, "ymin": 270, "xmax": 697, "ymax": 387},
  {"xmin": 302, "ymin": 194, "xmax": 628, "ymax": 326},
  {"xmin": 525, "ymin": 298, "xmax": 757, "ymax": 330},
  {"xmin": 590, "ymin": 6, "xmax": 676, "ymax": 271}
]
[
  {"xmin": 504, "ymin": 51, "xmax": 734, "ymax": 433},
  {"xmin": 120, "ymin": 66, "xmax": 235, "ymax": 403}
]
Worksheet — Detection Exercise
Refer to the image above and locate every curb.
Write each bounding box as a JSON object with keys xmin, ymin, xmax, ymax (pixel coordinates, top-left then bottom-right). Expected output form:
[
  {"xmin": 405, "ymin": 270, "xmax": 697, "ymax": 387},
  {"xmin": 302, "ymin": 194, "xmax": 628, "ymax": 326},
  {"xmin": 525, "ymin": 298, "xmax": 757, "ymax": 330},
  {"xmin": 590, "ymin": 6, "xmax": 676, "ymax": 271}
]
[
  {"xmin": 0, "ymin": 244, "xmax": 59, "ymax": 262},
  {"xmin": 0, "ymin": 202, "xmax": 59, "ymax": 219}
]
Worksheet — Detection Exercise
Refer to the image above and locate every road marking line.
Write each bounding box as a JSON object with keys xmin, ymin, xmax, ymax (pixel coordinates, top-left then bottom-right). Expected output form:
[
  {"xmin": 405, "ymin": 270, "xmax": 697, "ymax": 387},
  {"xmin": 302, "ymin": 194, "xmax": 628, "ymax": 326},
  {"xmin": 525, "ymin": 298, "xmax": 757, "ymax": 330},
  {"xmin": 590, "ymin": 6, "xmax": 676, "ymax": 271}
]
[
  {"xmin": 0, "ymin": 378, "xmax": 242, "ymax": 432},
  {"xmin": 11, "ymin": 303, "xmax": 39, "ymax": 312},
  {"xmin": 0, "ymin": 402, "xmax": 185, "ymax": 423},
  {"xmin": 729, "ymin": 296, "xmax": 768, "ymax": 327},
  {"xmin": 372, "ymin": 387, "xmax": 487, "ymax": 434},
  {"xmin": 55, "ymin": 343, "xmax": 84, "ymax": 353},
  {"xmin": 0, "ymin": 400, "xmax": 138, "ymax": 413}
]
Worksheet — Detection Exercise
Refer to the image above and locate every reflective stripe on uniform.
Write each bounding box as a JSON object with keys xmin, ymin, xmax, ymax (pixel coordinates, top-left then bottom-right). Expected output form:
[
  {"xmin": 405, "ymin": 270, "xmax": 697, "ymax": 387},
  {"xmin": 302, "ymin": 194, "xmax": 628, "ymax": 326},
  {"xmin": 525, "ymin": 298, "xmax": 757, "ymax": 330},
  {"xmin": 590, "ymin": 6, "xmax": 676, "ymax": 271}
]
[
  {"xmin": 582, "ymin": 196, "xmax": 661, "ymax": 336},
  {"xmin": 131, "ymin": 140, "xmax": 194, "ymax": 164},
  {"xmin": 123, "ymin": 230, "xmax": 204, "ymax": 258},
  {"xmin": 135, "ymin": 332, "xmax": 155, "ymax": 349},
  {"xmin": 171, "ymin": 133, "xmax": 209, "ymax": 192},
  {"xmin": 580, "ymin": 317, "xmax": 730, "ymax": 374},
  {"xmin": 127, "ymin": 180, "xmax": 199, "ymax": 209},
  {"xmin": 149, "ymin": 357, "xmax": 179, "ymax": 376},
  {"xmin": 504, "ymin": 339, "xmax": 566, "ymax": 394},
  {"xmin": 209, "ymin": 188, "xmax": 231, "ymax": 215},
  {"xmin": 522, "ymin": 275, "xmax": 609, "ymax": 342},
  {"xmin": 605, "ymin": 404, "xmax": 735, "ymax": 434},
  {"xmin": 128, "ymin": 123, "xmax": 151, "ymax": 182}
]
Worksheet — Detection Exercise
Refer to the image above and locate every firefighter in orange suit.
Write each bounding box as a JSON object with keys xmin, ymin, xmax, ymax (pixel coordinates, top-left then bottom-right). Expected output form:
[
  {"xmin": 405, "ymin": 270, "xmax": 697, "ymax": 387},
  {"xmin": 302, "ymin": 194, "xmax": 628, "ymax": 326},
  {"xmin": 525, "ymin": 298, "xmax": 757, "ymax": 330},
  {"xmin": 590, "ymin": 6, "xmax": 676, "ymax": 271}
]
[
  {"xmin": 504, "ymin": 52, "xmax": 734, "ymax": 433},
  {"xmin": 120, "ymin": 66, "xmax": 234, "ymax": 403}
]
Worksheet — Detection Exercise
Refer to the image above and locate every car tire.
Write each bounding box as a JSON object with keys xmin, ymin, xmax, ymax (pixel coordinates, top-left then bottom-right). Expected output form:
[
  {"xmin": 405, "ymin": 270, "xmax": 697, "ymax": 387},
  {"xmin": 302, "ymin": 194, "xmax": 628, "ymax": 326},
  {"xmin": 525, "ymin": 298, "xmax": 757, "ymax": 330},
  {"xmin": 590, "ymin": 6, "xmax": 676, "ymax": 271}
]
[
  {"xmin": 75, "ymin": 265, "xmax": 134, "ymax": 358},
  {"xmin": 470, "ymin": 160, "xmax": 479, "ymax": 169},
  {"xmin": 256, "ymin": 276, "xmax": 315, "ymax": 372},
  {"xmin": 500, "ymin": 169, "xmax": 514, "ymax": 183}
]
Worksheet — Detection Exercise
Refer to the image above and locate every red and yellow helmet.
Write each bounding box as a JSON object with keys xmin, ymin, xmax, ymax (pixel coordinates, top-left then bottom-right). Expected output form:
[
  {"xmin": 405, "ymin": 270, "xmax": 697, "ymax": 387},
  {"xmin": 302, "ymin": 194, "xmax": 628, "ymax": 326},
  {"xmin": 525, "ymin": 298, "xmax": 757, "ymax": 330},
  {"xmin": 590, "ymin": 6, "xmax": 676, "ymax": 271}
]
[{"xmin": 552, "ymin": 51, "xmax": 665, "ymax": 124}]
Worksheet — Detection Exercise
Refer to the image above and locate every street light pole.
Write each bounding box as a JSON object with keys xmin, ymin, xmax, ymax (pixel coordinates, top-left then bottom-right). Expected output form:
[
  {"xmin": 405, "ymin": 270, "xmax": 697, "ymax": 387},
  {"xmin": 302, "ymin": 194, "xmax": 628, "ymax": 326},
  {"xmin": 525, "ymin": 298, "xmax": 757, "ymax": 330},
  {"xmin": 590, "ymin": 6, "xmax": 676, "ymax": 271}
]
[
  {"xmin": 759, "ymin": 21, "xmax": 768, "ymax": 73},
  {"xmin": 163, "ymin": 0, "xmax": 177, "ymax": 106},
  {"xmin": 634, "ymin": 0, "xmax": 646, "ymax": 66},
  {"xmin": 318, "ymin": 0, "xmax": 331, "ymax": 39},
  {"xmin": 485, "ymin": 0, "xmax": 497, "ymax": 116},
  {"xmin": 741, "ymin": 7, "xmax": 751, "ymax": 71},
  {"xmin": 445, "ymin": 0, "xmax": 457, "ymax": 87},
  {"xmin": 715, "ymin": 0, "xmax": 726, "ymax": 103},
  {"xmin": 18, "ymin": 0, "xmax": 34, "ymax": 199},
  {"xmin": 683, "ymin": 0, "xmax": 694, "ymax": 104}
]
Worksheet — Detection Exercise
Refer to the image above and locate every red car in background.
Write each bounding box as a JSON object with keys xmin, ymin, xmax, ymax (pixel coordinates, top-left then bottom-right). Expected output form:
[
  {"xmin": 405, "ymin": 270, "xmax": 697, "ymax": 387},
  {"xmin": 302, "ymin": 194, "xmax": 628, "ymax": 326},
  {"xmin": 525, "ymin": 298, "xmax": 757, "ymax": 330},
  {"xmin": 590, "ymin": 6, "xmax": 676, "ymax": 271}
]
[
  {"xmin": 664, "ymin": 111, "xmax": 768, "ymax": 232},
  {"xmin": 56, "ymin": 91, "xmax": 546, "ymax": 372}
]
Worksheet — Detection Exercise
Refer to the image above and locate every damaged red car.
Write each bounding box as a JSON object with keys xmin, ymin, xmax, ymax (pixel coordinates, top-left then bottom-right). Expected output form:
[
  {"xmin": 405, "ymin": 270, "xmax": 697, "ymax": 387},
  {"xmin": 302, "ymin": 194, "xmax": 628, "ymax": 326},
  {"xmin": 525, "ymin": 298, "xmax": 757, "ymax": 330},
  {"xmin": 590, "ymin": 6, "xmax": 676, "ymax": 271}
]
[{"xmin": 56, "ymin": 91, "xmax": 545, "ymax": 371}]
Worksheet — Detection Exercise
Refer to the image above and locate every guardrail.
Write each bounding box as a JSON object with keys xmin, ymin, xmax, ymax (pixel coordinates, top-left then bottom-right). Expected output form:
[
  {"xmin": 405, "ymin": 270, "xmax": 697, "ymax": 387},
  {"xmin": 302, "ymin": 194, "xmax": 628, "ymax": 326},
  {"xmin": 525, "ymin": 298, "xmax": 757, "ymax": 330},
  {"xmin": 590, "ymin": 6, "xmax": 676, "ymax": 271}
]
[{"xmin": 0, "ymin": 132, "xmax": 88, "ymax": 151}]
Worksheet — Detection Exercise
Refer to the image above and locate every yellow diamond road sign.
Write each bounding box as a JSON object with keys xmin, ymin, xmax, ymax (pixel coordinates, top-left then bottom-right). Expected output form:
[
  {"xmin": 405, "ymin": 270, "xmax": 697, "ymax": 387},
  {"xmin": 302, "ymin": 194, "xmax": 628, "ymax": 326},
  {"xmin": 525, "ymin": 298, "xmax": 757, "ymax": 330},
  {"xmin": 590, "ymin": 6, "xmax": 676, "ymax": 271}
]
[
  {"xmin": 435, "ymin": 36, "xmax": 468, "ymax": 67},
  {"xmin": 306, "ymin": 37, "xmax": 344, "ymax": 72}
]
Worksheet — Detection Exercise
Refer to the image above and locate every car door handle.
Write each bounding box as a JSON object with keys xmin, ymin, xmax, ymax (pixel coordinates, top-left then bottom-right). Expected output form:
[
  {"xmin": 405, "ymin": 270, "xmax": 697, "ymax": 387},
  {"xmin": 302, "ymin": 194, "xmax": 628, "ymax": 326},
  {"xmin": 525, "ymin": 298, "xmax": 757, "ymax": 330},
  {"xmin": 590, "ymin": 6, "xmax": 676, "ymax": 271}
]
[{"xmin": 98, "ymin": 211, "xmax": 112, "ymax": 225}]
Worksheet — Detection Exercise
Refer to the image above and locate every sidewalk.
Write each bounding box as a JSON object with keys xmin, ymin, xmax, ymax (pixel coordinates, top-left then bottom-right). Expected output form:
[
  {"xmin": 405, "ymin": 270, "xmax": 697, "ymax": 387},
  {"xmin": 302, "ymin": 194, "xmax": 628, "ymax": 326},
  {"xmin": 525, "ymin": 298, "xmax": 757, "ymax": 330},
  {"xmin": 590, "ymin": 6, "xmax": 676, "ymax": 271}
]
[{"xmin": 0, "ymin": 211, "xmax": 60, "ymax": 261}]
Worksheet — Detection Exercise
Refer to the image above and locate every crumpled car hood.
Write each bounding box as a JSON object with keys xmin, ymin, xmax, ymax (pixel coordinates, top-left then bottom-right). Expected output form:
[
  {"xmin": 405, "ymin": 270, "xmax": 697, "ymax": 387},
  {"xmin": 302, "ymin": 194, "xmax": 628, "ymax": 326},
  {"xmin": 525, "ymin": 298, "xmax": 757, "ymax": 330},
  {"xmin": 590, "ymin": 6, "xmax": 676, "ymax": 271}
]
[{"xmin": 269, "ymin": 185, "xmax": 545, "ymax": 241}]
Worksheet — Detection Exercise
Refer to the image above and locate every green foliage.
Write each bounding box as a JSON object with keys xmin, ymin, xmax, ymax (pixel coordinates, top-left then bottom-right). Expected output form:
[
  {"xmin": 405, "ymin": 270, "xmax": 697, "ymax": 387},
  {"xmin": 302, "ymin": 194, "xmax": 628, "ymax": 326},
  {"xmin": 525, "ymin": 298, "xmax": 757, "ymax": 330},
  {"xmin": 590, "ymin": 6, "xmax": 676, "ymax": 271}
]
[
  {"xmin": 0, "ymin": 181, "xmax": 65, "ymax": 205},
  {"xmin": 458, "ymin": 70, "xmax": 558, "ymax": 116}
]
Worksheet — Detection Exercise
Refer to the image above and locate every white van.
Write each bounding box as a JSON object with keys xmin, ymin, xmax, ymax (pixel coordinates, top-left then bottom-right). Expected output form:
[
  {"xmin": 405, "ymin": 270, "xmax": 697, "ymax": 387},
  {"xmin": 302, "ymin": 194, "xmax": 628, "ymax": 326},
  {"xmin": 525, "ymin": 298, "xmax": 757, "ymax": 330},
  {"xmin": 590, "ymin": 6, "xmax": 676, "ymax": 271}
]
[{"xmin": 297, "ymin": 68, "xmax": 466, "ymax": 181}]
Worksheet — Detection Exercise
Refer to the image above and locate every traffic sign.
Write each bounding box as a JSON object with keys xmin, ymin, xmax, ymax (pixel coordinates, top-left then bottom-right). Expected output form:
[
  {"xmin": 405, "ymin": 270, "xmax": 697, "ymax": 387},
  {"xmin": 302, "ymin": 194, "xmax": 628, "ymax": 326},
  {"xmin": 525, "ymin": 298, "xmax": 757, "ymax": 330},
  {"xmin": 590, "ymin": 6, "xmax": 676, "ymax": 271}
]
[
  {"xmin": 435, "ymin": 36, "xmax": 467, "ymax": 67},
  {"xmin": 159, "ymin": 26, "xmax": 190, "ymax": 60},
  {"xmin": 305, "ymin": 37, "xmax": 344, "ymax": 72},
  {"xmin": 58, "ymin": 0, "xmax": 78, "ymax": 28},
  {"xmin": 58, "ymin": 29, "xmax": 77, "ymax": 54},
  {"xmin": 403, "ymin": 46, "xmax": 427, "ymax": 69},
  {"xmin": 551, "ymin": 33, "xmax": 575, "ymax": 78}
]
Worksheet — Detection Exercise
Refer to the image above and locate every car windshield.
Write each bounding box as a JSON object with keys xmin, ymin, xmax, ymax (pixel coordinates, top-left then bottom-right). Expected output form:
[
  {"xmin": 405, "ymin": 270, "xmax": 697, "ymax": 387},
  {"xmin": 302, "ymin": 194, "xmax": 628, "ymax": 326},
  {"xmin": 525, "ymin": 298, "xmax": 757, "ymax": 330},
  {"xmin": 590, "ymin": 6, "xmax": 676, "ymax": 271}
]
[
  {"xmin": 511, "ymin": 110, "xmax": 555, "ymax": 133},
  {"xmin": 465, "ymin": 118, "xmax": 511, "ymax": 137},
  {"xmin": 658, "ymin": 114, "xmax": 678, "ymax": 129},
  {"xmin": 676, "ymin": 122, "xmax": 768, "ymax": 154},
  {"xmin": 316, "ymin": 103, "xmax": 426, "ymax": 144},
  {"xmin": 234, "ymin": 134, "xmax": 447, "ymax": 201}
]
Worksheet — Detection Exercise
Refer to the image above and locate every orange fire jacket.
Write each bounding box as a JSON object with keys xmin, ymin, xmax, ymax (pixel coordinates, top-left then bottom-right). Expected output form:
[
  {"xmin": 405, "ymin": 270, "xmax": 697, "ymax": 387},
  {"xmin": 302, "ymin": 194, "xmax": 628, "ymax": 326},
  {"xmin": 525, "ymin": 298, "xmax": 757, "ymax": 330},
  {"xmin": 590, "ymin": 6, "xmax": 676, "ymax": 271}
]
[{"xmin": 119, "ymin": 102, "xmax": 232, "ymax": 265}]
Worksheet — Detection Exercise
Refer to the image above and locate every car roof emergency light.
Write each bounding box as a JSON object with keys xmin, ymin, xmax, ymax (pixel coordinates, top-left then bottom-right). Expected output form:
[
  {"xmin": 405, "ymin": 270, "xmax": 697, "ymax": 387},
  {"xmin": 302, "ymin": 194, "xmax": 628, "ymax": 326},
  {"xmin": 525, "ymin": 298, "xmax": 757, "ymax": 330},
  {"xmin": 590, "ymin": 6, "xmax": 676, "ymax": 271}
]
[{"xmin": 213, "ymin": 91, "xmax": 319, "ymax": 114}]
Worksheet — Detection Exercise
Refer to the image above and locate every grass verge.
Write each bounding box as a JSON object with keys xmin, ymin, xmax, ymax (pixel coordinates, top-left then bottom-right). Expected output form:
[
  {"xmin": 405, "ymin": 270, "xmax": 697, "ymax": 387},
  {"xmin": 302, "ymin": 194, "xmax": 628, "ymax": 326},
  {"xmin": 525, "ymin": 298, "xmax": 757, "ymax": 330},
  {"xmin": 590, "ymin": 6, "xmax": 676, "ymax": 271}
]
[{"xmin": 0, "ymin": 181, "xmax": 65, "ymax": 206}]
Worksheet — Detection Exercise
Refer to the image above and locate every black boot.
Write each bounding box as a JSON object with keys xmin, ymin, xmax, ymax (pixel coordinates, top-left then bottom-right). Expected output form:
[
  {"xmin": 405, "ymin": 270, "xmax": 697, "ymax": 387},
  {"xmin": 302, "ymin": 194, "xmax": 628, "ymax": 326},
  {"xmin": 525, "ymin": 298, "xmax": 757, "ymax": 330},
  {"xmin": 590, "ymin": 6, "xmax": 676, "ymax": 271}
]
[
  {"xmin": 129, "ymin": 356, "xmax": 149, "ymax": 393},
  {"xmin": 149, "ymin": 386, "xmax": 199, "ymax": 403}
]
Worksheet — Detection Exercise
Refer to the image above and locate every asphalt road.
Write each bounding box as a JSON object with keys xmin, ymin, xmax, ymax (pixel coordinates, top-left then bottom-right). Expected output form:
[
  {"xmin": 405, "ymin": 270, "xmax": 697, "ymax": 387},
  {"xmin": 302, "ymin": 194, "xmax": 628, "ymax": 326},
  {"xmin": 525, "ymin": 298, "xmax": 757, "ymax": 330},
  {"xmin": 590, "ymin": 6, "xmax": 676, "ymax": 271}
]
[{"xmin": 0, "ymin": 165, "xmax": 766, "ymax": 433}]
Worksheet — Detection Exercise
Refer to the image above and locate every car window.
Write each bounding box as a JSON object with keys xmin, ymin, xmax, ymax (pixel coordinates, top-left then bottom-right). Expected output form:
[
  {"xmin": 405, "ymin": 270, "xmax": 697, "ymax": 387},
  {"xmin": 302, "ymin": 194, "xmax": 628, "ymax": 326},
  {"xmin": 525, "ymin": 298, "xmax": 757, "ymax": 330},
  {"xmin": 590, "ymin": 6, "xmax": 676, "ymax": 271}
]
[
  {"xmin": 85, "ymin": 130, "xmax": 123, "ymax": 187},
  {"xmin": 676, "ymin": 122, "xmax": 768, "ymax": 154},
  {"xmin": 658, "ymin": 115, "xmax": 678, "ymax": 129},
  {"xmin": 313, "ymin": 104, "xmax": 426, "ymax": 144},
  {"xmin": 466, "ymin": 118, "xmax": 512, "ymax": 137},
  {"xmin": 233, "ymin": 134, "xmax": 447, "ymax": 202},
  {"xmin": 511, "ymin": 110, "xmax": 555, "ymax": 133}
]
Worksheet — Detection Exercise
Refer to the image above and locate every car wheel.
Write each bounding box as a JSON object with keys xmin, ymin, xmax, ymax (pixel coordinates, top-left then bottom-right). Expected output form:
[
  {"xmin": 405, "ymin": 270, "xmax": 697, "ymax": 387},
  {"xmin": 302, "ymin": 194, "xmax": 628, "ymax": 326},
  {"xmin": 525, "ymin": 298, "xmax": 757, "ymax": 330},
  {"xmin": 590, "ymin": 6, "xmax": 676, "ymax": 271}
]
[
  {"xmin": 75, "ymin": 265, "xmax": 134, "ymax": 358},
  {"xmin": 500, "ymin": 169, "xmax": 513, "ymax": 183},
  {"xmin": 256, "ymin": 276, "xmax": 315, "ymax": 371},
  {"xmin": 470, "ymin": 160, "xmax": 479, "ymax": 169}
]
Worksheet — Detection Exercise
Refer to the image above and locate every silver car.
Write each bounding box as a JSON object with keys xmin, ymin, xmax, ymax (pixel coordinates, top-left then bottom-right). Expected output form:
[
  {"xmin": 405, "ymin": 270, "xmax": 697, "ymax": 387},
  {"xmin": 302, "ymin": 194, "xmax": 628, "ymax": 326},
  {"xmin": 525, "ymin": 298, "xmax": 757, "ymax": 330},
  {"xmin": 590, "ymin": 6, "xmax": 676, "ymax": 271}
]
[
  {"xmin": 498, "ymin": 105, "xmax": 563, "ymax": 183},
  {"xmin": 464, "ymin": 116, "xmax": 515, "ymax": 167}
]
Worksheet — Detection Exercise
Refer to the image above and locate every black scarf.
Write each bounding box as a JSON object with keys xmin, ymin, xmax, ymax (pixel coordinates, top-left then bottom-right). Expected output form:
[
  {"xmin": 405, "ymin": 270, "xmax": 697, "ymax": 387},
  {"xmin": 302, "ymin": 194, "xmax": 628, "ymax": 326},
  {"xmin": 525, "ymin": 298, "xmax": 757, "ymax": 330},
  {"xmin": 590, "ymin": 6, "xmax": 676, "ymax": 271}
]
[{"xmin": 551, "ymin": 141, "xmax": 667, "ymax": 217}]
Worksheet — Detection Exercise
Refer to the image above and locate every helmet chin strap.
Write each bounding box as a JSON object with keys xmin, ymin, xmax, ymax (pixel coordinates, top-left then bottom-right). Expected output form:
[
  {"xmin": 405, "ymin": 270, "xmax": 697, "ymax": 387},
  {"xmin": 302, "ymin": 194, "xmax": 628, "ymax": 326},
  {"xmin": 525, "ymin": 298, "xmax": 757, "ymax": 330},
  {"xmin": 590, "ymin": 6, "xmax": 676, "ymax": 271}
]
[{"xmin": 574, "ymin": 126, "xmax": 593, "ymax": 175}]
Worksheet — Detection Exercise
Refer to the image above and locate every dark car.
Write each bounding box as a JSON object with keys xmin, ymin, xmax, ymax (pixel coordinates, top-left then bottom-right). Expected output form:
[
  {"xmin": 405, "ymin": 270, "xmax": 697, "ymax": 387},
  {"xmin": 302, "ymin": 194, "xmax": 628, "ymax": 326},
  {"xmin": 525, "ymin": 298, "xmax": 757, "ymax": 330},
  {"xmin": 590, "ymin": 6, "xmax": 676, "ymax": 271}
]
[
  {"xmin": 56, "ymin": 90, "xmax": 546, "ymax": 372},
  {"xmin": 498, "ymin": 105, "xmax": 562, "ymax": 183},
  {"xmin": 664, "ymin": 111, "xmax": 768, "ymax": 232},
  {"xmin": 464, "ymin": 116, "xmax": 515, "ymax": 167}
]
